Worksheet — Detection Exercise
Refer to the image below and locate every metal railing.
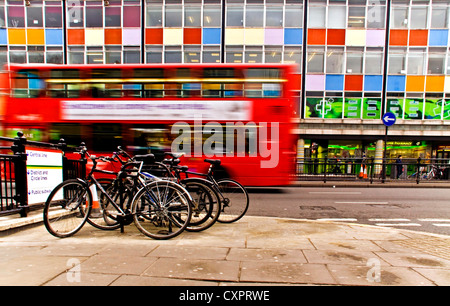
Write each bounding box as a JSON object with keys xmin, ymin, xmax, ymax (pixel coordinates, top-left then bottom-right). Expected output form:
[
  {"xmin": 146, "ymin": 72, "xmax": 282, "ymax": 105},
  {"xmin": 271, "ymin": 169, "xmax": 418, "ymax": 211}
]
[
  {"xmin": 0, "ymin": 132, "xmax": 86, "ymax": 217},
  {"xmin": 296, "ymin": 157, "xmax": 450, "ymax": 184}
]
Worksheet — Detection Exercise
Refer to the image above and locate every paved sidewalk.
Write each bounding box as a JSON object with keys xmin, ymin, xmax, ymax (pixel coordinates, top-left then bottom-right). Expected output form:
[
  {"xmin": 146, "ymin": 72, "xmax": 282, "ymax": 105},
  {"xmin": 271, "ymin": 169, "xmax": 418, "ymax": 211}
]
[{"xmin": 0, "ymin": 215, "xmax": 449, "ymax": 286}]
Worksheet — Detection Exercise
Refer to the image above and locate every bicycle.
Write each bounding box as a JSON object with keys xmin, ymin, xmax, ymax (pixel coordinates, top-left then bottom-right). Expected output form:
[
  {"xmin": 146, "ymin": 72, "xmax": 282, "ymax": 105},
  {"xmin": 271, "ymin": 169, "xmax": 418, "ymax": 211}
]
[
  {"xmin": 43, "ymin": 145, "xmax": 192, "ymax": 239},
  {"xmin": 113, "ymin": 147, "xmax": 221, "ymax": 232},
  {"xmin": 163, "ymin": 154, "xmax": 249, "ymax": 223}
]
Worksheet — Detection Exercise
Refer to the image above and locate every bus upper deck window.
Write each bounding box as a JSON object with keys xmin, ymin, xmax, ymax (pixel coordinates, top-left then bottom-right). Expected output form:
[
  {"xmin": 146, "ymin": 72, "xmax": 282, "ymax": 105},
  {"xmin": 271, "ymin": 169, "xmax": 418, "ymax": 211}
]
[{"xmin": 13, "ymin": 70, "xmax": 43, "ymax": 98}]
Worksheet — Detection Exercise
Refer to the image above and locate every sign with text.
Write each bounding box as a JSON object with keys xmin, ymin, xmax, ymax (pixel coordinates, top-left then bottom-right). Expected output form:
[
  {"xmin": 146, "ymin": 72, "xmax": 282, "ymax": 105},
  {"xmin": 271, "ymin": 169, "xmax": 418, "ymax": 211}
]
[{"xmin": 26, "ymin": 148, "xmax": 63, "ymax": 204}]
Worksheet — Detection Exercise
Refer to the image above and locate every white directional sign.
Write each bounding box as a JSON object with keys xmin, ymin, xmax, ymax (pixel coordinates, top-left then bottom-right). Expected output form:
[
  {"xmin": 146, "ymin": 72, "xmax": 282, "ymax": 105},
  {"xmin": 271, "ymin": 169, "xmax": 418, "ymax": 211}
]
[{"xmin": 26, "ymin": 148, "xmax": 63, "ymax": 204}]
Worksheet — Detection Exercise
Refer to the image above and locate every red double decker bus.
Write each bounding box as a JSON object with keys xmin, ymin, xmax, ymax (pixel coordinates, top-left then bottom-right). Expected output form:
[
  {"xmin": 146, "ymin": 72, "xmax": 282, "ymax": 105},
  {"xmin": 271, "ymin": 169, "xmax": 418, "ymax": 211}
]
[{"xmin": 0, "ymin": 63, "xmax": 297, "ymax": 186}]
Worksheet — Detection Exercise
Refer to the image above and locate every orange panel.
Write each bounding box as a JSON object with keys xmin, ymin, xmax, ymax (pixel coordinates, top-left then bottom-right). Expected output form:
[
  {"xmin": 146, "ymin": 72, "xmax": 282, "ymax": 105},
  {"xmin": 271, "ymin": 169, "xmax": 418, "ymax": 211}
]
[
  {"xmin": 389, "ymin": 30, "xmax": 408, "ymax": 46},
  {"xmin": 345, "ymin": 75, "xmax": 363, "ymax": 91},
  {"xmin": 27, "ymin": 29, "xmax": 45, "ymax": 45},
  {"xmin": 145, "ymin": 28, "xmax": 163, "ymax": 45},
  {"xmin": 409, "ymin": 30, "xmax": 428, "ymax": 46},
  {"xmin": 425, "ymin": 76, "xmax": 445, "ymax": 92},
  {"xmin": 406, "ymin": 75, "xmax": 425, "ymax": 92},
  {"xmin": 184, "ymin": 28, "xmax": 202, "ymax": 45},
  {"xmin": 327, "ymin": 29, "xmax": 346, "ymax": 45},
  {"xmin": 67, "ymin": 29, "xmax": 85, "ymax": 45},
  {"xmin": 308, "ymin": 29, "xmax": 326, "ymax": 45},
  {"xmin": 105, "ymin": 29, "xmax": 122, "ymax": 45},
  {"xmin": 8, "ymin": 29, "xmax": 26, "ymax": 45}
]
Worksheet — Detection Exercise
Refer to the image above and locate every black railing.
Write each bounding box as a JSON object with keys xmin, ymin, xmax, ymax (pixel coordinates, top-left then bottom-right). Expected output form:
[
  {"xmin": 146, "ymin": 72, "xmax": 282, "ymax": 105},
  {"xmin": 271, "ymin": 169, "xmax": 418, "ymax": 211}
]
[
  {"xmin": 296, "ymin": 157, "xmax": 450, "ymax": 184},
  {"xmin": 0, "ymin": 132, "xmax": 86, "ymax": 217}
]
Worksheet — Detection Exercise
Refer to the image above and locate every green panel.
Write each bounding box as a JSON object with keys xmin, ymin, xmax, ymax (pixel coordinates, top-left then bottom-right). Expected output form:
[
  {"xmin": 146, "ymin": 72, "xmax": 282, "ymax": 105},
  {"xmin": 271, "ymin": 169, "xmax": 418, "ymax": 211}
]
[
  {"xmin": 344, "ymin": 98, "xmax": 361, "ymax": 119},
  {"xmin": 305, "ymin": 98, "xmax": 323, "ymax": 118},
  {"xmin": 443, "ymin": 100, "xmax": 450, "ymax": 120},
  {"xmin": 404, "ymin": 98, "xmax": 423, "ymax": 120},
  {"xmin": 324, "ymin": 97, "xmax": 343, "ymax": 119},
  {"xmin": 424, "ymin": 99, "xmax": 443, "ymax": 120},
  {"xmin": 386, "ymin": 98, "xmax": 404, "ymax": 119},
  {"xmin": 362, "ymin": 98, "xmax": 381, "ymax": 119}
]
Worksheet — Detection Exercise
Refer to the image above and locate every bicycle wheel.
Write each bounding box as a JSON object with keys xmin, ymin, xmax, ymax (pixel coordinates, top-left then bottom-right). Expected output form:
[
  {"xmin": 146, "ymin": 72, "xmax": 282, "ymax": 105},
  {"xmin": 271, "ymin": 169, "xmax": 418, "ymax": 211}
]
[
  {"xmin": 216, "ymin": 179, "xmax": 249, "ymax": 223},
  {"xmin": 131, "ymin": 180, "xmax": 192, "ymax": 239},
  {"xmin": 86, "ymin": 179, "xmax": 131, "ymax": 231},
  {"xmin": 183, "ymin": 180, "xmax": 221, "ymax": 232},
  {"xmin": 43, "ymin": 179, "xmax": 92, "ymax": 238}
]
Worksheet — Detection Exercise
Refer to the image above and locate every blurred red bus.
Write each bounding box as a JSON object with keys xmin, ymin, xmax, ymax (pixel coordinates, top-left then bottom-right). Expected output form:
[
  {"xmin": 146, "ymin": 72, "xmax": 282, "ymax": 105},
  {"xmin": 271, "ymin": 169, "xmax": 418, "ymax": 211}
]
[{"xmin": 0, "ymin": 63, "xmax": 297, "ymax": 186}]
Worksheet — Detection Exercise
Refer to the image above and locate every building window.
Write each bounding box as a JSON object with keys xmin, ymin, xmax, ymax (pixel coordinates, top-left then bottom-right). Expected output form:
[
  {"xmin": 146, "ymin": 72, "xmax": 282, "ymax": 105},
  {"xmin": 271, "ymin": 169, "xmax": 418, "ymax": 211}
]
[
  {"xmin": 27, "ymin": 6, "xmax": 43, "ymax": 28},
  {"xmin": 410, "ymin": 6, "xmax": 428, "ymax": 29},
  {"xmin": 246, "ymin": 5, "xmax": 264, "ymax": 27},
  {"xmin": 45, "ymin": 6, "xmax": 62, "ymax": 28},
  {"xmin": 308, "ymin": 6, "xmax": 325, "ymax": 28},
  {"xmin": 326, "ymin": 47, "xmax": 345, "ymax": 74},
  {"xmin": 428, "ymin": 47, "xmax": 446, "ymax": 75},
  {"xmin": 266, "ymin": 5, "xmax": 283, "ymax": 28},
  {"xmin": 105, "ymin": 6, "xmax": 121, "ymax": 27},
  {"xmin": 165, "ymin": 5, "xmax": 182, "ymax": 27},
  {"xmin": 147, "ymin": 5, "xmax": 162, "ymax": 27},
  {"xmin": 391, "ymin": 6, "xmax": 408, "ymax": 29},
  {"xmin": 388, "ymin": 47, "xmax": 406, "ymax": 74},
  {"xmin": 431, "ymin": 5, "xmax": 449, "ymax": 29},
  {"xmin": 328, "ymin": 5, "xmax": 346, "ymax": 29},
  {"xmin": 8, "ymin": 6, "xmax": 25, "ymax": 27},
  {"xmin": 365, "ymin": 48, "xmax": 384, "ymax": 75},
  {"xmin": 185, "ymin": 6, "xmax": 201, "ymax": 27},
  {"xmin": 346, "ymin": 47, "xmax": 364, "ymax": 74},
  {"xmin": 307, "ymin": 47, "xmax": 324, "ymax": 73},
  {"xmin": 285, "ymin": 5, "xmax": 303, "ymax": 28},
  {"xmin": 204, "ymin": 5, "xmax": 221, "ymax": 27},
  {"xmin": 146, "ymin": 46, "xmax": 163, "ymax": 63},
  {"xmin": 86, "ymin": 6, "xmax": 103, "ymax": 28},
  {"xmin": 203, "ymin": 46, "xmax": 220, "ymax": 63},
  {"xmin": 227, "ymin": 5, "xmax": 244, "ymax": 27},
  {"xmin": 407, "ymin": 48, "xmax": 426, "ymax": 75},
  {"xmin": 348, "ymin": 6, "xmax": 365, "ymax": 28}
]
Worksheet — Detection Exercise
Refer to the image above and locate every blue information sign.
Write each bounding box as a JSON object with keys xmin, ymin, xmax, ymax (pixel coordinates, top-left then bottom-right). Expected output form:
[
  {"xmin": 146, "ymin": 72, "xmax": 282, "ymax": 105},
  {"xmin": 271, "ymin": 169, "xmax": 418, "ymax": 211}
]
[{"xmin": 382, "ymin": 112, "xmax": 396, "ymax": 127}]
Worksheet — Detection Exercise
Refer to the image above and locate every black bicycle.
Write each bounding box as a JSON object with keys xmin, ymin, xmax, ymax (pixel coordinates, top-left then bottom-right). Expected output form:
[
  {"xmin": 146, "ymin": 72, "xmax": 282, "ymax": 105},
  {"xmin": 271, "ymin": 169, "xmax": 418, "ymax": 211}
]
[
  {"xmin": 43, "ymin": 145, "xmax": 192, "ymax": 239},
  {"xmin": 164, "ymin": 154, "xmax": 249, "ymax": 223},
  {"xmin": 113, "ymin": 147, "xmax": 222, "ymax": 232}
]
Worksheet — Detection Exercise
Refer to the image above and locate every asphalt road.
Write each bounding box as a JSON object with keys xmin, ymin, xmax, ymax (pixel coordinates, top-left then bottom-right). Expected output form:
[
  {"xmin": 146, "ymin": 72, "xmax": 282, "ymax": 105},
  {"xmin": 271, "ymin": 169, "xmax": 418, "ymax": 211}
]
[{"xmin": 246, "ymin": 187, "xmax": 450, "ymax": 236}]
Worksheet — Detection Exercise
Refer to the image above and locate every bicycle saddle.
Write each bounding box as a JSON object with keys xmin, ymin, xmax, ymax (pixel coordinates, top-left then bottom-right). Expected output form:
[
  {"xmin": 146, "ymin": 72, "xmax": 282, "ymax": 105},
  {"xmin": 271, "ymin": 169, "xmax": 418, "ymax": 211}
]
[
  {"xmin": 204, "ymin": 159, "xmax": 221, "ymax": 166},
  {"xmin": 134, "ymin": 154, "xmax": 155, "ymax": 163}
]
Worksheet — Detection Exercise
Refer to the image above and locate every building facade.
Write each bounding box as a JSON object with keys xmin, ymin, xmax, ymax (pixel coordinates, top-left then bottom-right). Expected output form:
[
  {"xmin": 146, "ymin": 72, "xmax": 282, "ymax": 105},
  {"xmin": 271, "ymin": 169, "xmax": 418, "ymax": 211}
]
[{"xmin": 1, "ymin": 0, "xmax": 450, "ymax": 160}]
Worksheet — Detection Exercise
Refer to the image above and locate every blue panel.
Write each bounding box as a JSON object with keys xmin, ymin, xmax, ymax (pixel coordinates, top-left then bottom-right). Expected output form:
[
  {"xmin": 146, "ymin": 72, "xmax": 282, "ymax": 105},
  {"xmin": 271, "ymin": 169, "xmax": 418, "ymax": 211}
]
[
  {"xmin": 284, "ymin": 28, "xmax": 303, "ymax": 45},
  {"xmin": 45, "ymin": 29, "xmax": 63, "ymax": 45},
  {"xmin": 203, "ymin": 28, "xmax": 221, "ymax": 45},
  {"xmin": 0, "ymin": 29, "xmax": 7, "ymax": 45},
  {"xmin": 325, "ymin": 75, "xmax": 344, "ymax": 91},
  {"xmin": 364, "ymin": 75, "xmax": 383, "ymax": 91},
  {"xmin": 387, "ymin": 75, "xmax": 406, "ymax": 92},
  {"xmin": 429, "ymin": 29, "xmax": 448, "ymax": 46}
]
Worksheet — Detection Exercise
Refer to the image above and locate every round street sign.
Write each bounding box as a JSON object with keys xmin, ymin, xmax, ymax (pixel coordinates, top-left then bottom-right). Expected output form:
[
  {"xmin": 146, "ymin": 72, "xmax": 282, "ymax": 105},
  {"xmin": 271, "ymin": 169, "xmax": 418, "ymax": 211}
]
[{"xmin": 382, "ymin": 112, "xmax": 396, "ymax": 127}]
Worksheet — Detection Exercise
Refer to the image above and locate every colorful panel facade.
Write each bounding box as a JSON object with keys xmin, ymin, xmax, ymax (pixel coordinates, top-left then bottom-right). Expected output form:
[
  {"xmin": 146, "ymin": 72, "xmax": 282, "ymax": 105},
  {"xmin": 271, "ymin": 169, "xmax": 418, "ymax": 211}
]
[{"xmin": 1, "ymin": 0, "xmax": 450, "ymax": 122}]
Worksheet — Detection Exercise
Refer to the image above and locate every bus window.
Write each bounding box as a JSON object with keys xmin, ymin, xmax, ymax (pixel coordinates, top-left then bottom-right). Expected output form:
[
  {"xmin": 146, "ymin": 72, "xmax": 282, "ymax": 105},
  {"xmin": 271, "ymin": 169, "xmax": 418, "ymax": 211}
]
[
  {"xmin": 246, "ymin": 68, "xmax": 281, "ymax": 79},
  {"xmin": 224, "ymin": 83, "xmax": 243, "ymax": 97},
  {"xmin": 13, "ymin": 70, "xmax": 44, "ymax": 98},
  {"xmin": 48, "ymin": 69, "xmax": 81, "ymax": 98},
  {"xmin": 133, "ymin": 68, "xmax": 164, "ymax": 79},
  {"xmin": 144, "ymin": 83, "xmax": 164, "ymax": 98},
  {"xmin": 49, "ymin": 123, "xmax": 82, "ymax": 146},
  {"xmin": 92, "ymin": 123, "xmax": 123, "ymax": 152}
]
